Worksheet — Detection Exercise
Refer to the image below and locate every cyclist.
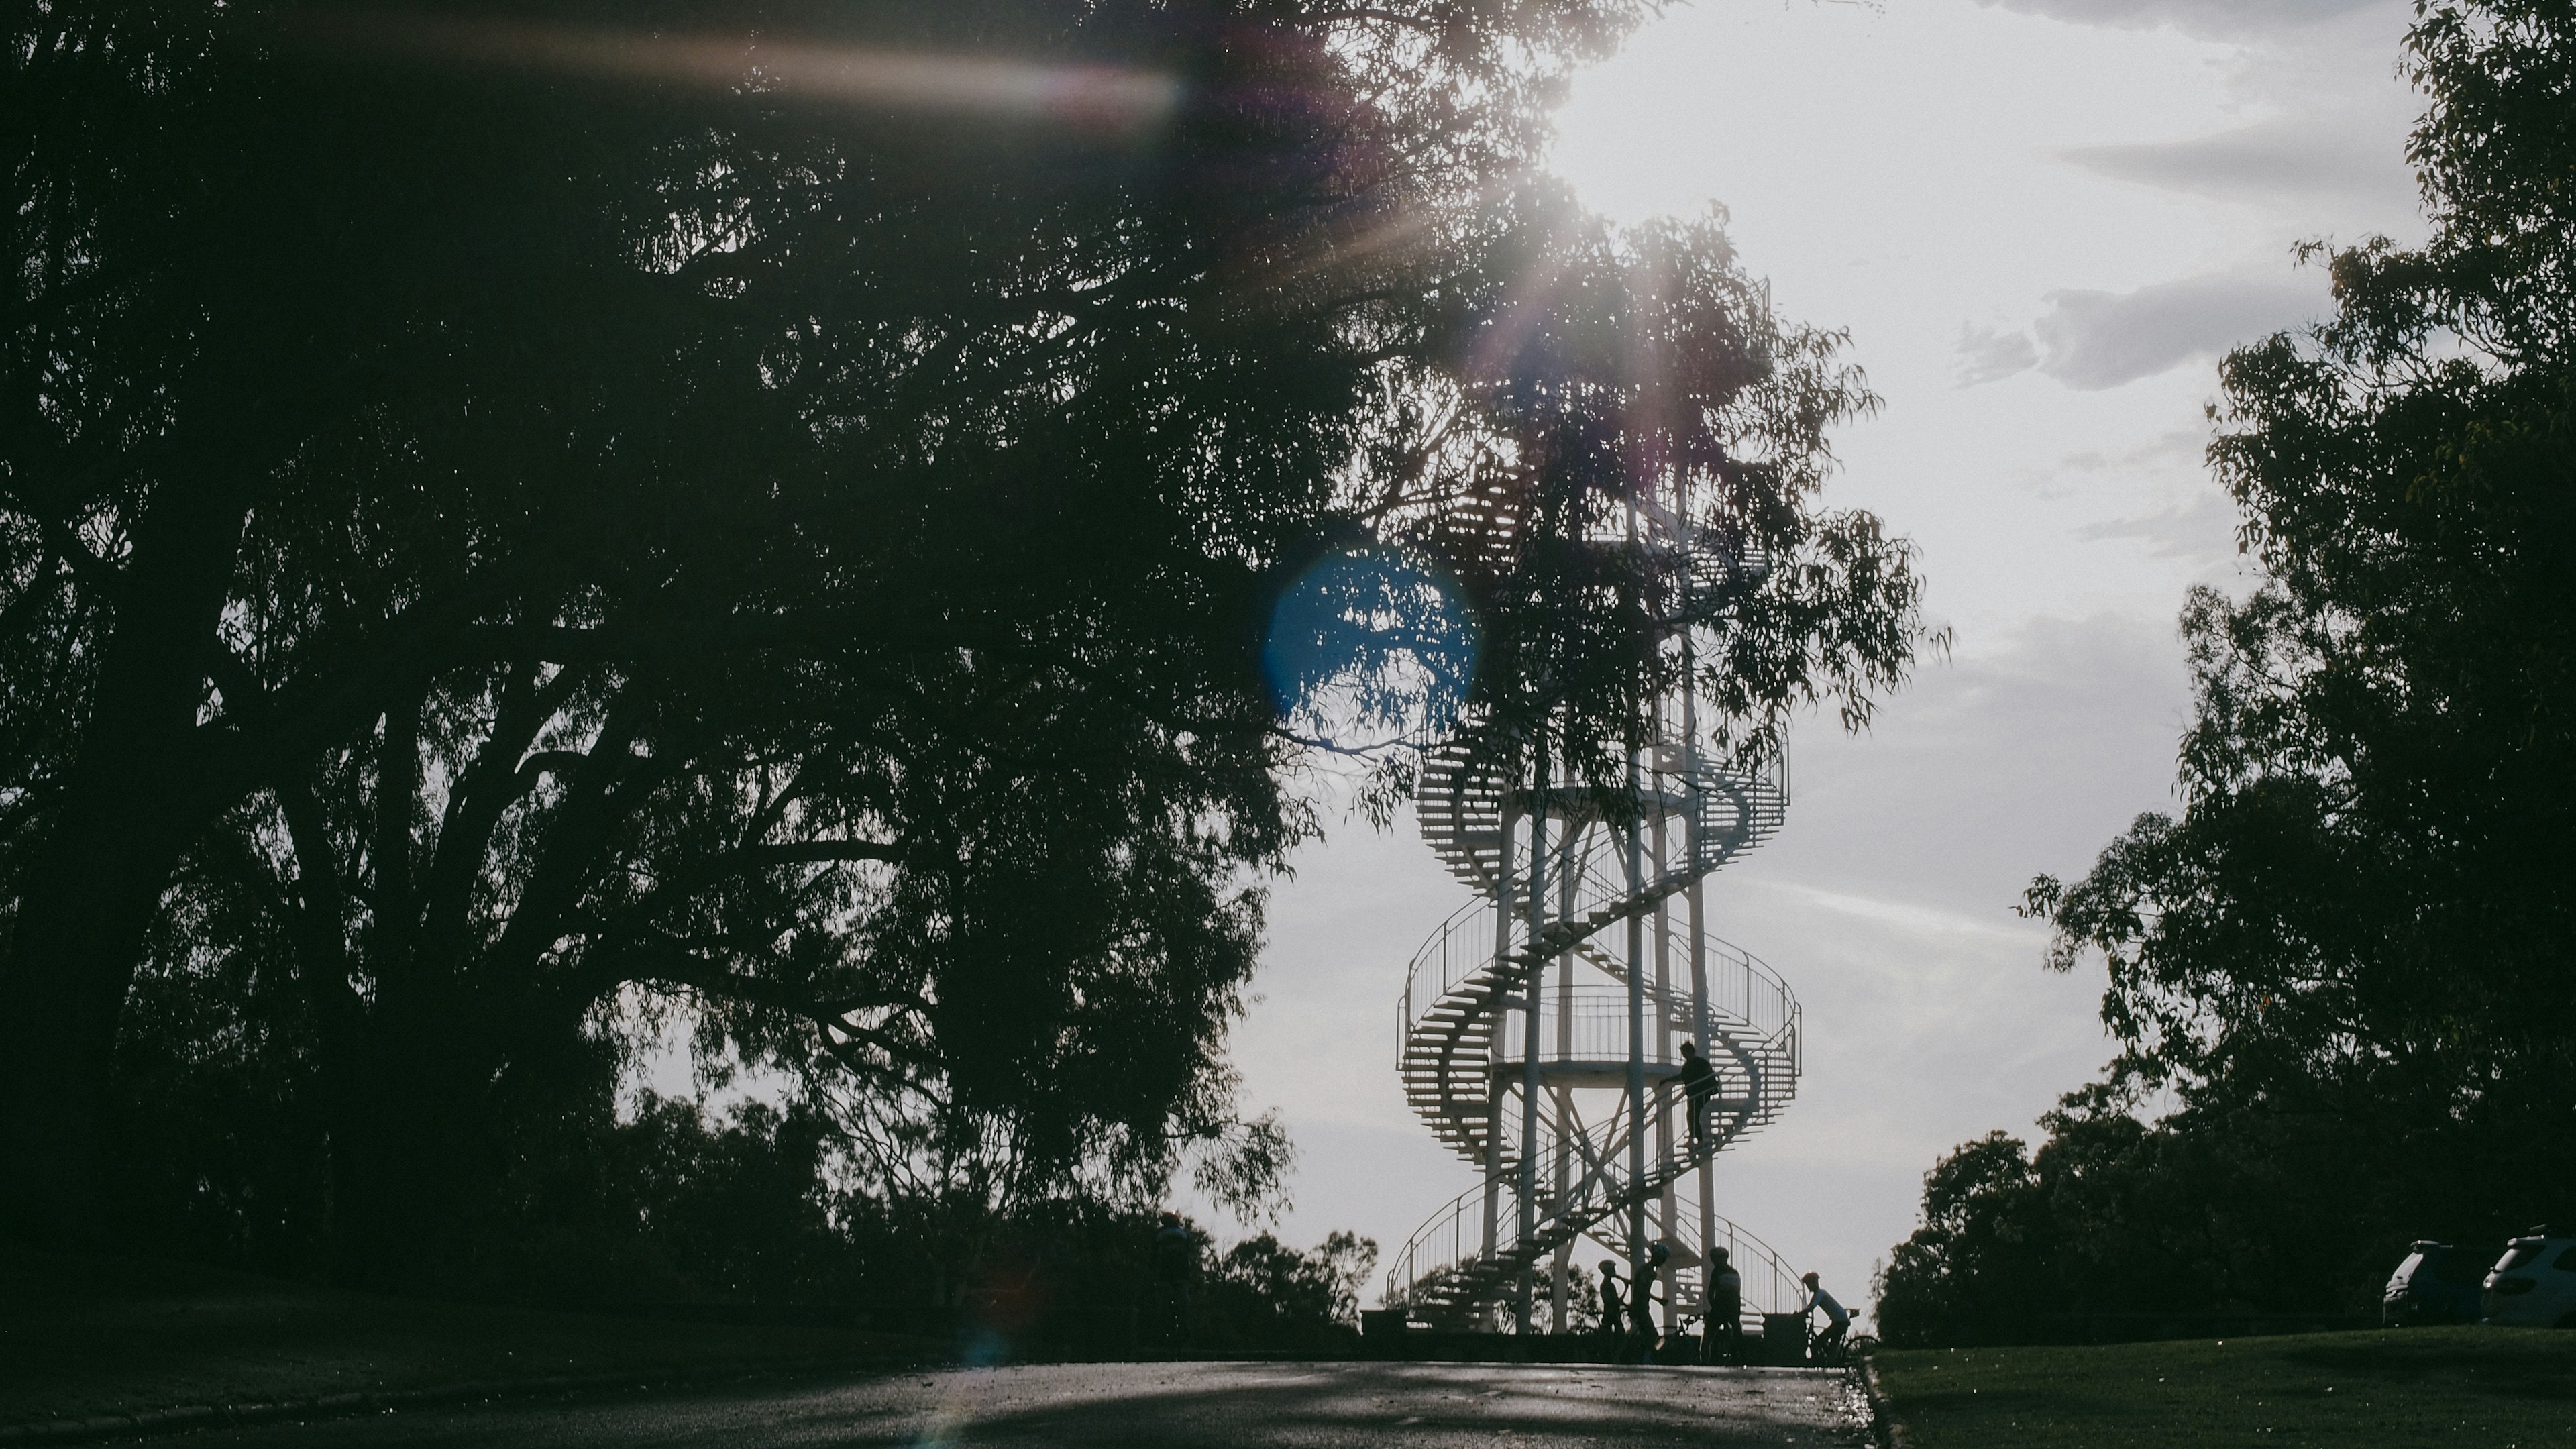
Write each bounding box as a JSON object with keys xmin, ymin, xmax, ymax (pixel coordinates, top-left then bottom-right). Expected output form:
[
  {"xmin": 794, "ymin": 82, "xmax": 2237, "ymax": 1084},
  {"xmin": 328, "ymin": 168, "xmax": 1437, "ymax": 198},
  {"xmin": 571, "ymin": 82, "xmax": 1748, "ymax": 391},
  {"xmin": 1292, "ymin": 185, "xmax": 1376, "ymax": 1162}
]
[{"xmin": 1799, "ymin": 1271, "xmax": 1849, "ymax": 1360}]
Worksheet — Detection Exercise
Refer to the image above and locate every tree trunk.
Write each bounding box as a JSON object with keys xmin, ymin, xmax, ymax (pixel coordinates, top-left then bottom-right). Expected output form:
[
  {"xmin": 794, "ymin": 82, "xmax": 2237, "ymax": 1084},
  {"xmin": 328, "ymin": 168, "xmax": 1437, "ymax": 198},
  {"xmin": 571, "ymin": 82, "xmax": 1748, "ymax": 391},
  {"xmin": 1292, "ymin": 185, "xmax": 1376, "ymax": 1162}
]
[
  {"xmin": 0, "ymin": 470, "xmax": 253, "ymax": 1243},
  {"xmin": 331, "ymin": 991, "xmax": 498, "ymax": 1287},
  {"xmin": 326, "ymin": 681, "xmax": 561, "ymax": 1289}
]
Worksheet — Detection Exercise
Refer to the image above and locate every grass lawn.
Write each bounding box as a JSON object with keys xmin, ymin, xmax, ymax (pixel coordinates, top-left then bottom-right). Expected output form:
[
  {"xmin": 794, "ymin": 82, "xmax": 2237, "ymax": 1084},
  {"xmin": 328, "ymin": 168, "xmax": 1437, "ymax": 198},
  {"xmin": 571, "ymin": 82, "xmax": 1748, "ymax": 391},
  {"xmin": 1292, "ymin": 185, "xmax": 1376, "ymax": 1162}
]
[
  {"xmin": 1874, "ymin": 1327, "xmax": 2576, "ymax": 1448},
  {"xmin": 0, "ymin": 1246, "xmax": 938, "ymax": 1430}
]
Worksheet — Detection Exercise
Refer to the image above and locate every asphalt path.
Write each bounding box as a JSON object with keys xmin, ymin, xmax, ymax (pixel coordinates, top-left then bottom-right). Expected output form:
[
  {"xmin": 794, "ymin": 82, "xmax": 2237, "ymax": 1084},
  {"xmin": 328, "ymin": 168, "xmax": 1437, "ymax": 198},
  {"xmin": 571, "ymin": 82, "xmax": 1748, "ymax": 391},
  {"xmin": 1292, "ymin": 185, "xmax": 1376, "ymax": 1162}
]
[{"xmin": 182, "ymin": 1361, "xmax": 1872, "ymax": 1448}]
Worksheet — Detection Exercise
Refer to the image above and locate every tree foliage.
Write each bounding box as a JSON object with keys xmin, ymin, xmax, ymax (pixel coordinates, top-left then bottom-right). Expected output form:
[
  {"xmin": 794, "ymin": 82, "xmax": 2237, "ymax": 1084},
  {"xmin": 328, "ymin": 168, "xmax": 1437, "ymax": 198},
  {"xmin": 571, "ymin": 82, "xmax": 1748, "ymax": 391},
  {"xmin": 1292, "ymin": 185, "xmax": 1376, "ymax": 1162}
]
[
  {"xmin": 1876, "ymin": 1085, "xmax": 2395, "ymax": 1345},
  {"xmin": 3, "ymin": 0, "xmax": 1932, "ymax": 1298},
  {"xmin": 1197, "ymin": 1228, "xmax": 1379, "ymax": 1347}
]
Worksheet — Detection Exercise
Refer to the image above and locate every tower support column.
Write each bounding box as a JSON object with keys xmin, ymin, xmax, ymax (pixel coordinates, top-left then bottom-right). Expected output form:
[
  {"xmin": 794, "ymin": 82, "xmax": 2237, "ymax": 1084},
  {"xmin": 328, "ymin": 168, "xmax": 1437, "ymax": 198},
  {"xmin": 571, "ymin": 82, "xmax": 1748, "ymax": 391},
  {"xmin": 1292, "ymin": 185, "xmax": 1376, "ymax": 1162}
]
[{"xmin": 1515, "ymin": 734, "xmax": 1550, "ymax": 1336}]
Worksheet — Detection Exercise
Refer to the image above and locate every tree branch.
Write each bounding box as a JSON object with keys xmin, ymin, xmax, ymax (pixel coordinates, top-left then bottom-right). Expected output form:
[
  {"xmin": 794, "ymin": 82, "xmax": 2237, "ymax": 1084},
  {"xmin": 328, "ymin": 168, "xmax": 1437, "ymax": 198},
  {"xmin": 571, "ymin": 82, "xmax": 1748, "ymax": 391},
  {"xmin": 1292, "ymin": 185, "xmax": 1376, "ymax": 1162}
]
[{"xmin": 623, "ymin": 944, "xmax": 938, "ymax": 1071}]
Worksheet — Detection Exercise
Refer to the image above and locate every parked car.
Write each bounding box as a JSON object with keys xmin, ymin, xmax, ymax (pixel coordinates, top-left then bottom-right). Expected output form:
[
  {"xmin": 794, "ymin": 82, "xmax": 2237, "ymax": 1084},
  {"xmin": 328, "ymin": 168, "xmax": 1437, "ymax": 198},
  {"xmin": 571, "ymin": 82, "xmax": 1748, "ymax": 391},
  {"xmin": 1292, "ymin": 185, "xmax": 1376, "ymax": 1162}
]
[
  {"xmin": 2384, "ymin": 1241, "xmax": 2491, "ymax": 1325},
  {"xmin": 2481, "ymin": 1228, "xmax": 2576, "ymax": 1328}
]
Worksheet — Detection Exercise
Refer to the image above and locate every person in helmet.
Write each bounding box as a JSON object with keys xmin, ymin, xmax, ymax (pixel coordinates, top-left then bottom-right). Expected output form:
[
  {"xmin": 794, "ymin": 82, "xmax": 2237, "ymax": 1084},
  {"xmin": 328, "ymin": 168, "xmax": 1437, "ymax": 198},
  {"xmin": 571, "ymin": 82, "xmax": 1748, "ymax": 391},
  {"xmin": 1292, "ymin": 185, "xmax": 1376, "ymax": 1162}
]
[
  {"xmin": 1707, "ymin": 1246, "xmax": 1744, "ymax": 1362},
  {"xmin": 1149, "ymin": 1212, "xmax": 1197, "ymax": 1345},
  {"xmin": 1640, "ymin": 1242, "xmax": 1672, "ymax": 1343},
  {"xmin": 1597, "ymin": 1260, "xmax": 1632, "ymax": 1361},
  {"xmin": 1800, "ymin": 1271, "xmax": 1848, "ymax": 1359}
]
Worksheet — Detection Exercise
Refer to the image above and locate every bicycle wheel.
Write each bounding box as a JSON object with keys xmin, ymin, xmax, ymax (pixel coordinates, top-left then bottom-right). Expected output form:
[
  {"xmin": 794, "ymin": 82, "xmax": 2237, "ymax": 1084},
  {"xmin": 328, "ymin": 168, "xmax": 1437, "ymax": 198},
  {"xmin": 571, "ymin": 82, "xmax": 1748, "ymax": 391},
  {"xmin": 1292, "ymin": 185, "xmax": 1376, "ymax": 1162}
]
[{"xmin": 1845, "ymin": 1334, "xmax": 1880, "ymax": 1358}]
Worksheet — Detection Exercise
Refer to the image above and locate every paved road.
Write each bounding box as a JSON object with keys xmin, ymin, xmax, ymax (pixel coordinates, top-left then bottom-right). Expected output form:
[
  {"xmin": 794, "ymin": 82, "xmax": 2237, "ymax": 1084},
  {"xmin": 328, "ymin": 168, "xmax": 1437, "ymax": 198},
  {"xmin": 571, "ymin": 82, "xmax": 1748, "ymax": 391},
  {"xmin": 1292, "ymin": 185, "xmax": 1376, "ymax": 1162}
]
[{"xmin": 187, "ymin": 1362, "xmax": 1872, "ymax": 1448}]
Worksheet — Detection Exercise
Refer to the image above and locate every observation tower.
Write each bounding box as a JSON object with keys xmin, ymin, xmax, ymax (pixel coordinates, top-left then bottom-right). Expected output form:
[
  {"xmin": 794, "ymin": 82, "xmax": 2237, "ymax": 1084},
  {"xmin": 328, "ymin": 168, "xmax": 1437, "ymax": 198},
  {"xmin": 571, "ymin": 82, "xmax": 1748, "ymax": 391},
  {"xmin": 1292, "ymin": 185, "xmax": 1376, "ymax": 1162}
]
[{"xmin": 1385, "ymin": 491, "xmax": 1808, "ymax": 1338}]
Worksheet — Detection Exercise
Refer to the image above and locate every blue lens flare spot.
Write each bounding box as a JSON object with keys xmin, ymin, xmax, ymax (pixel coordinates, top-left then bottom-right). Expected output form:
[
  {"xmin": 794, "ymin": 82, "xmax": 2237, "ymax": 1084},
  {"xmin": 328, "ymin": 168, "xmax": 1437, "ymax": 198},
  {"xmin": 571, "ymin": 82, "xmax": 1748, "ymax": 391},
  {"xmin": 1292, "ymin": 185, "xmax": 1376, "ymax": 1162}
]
[{"xmin": 1261, "ymin": 545, "xmax": 1479, "ymax": 741}]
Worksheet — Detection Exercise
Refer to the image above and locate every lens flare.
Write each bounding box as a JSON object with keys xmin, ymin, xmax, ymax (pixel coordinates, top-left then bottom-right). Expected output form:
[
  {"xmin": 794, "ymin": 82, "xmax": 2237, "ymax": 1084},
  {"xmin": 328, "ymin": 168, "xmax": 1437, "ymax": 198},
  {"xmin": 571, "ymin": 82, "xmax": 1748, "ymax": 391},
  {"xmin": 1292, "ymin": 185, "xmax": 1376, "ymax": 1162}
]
[
  {"xmin": 290, "ymin": 9, "xmax": 1183, "ymax": 133},
  {"xmin": 1262, "ymin": 545, "xmax": 1479, "ymax": 747}
]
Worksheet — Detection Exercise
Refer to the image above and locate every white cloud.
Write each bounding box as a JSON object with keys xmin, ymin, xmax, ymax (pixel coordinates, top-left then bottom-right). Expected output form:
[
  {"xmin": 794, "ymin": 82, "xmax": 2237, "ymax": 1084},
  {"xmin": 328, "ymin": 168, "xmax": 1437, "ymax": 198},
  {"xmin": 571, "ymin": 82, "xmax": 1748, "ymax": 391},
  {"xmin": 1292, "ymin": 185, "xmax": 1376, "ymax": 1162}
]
[
  {"xmin": 2059, "ymin": 115, "xmax": 2417, "ymax": 209},
  {"xmin": 2078, "ymin": 490, "xmax": 2242, "ymax": 565},
  {"xmin": 1976, "ymin": 0, "xmax": 2383, "ymax": 40},
  {"xmin": 1772, "ymin": 881, "xmax": 2035, "ymax": 943},
  {"xmin": 1760, "ymin": 610, "xmax": 2191, "ymax": 910},
  {"xmin": 1959, "ymin": 269, "xmax": 2328, "ymax": 393},
  {"xmin": 2035, "ymin": 270, "xmax": 2326, "ymax": 389},
  {"xmin": 1955, "ymin": 322, "xmax": 2041, "ymax": 386},
  {"xmin": 2053, "ymin": 427, "xmax": 2206, "ymax": 478}
]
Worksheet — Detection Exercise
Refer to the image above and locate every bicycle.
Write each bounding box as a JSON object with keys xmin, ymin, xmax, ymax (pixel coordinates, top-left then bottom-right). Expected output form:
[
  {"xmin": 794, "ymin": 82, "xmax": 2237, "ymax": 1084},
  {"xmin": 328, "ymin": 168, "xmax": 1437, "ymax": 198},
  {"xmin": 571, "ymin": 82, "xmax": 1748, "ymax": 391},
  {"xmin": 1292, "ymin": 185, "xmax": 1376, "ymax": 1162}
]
[
  {"xmin": 1810, "ymin": 1326, "xmax": 1878, "ymax": 1369},
  {"xmin": 1667, "ymin": 1309, "xmax": 1729, "ymax": 1366}
]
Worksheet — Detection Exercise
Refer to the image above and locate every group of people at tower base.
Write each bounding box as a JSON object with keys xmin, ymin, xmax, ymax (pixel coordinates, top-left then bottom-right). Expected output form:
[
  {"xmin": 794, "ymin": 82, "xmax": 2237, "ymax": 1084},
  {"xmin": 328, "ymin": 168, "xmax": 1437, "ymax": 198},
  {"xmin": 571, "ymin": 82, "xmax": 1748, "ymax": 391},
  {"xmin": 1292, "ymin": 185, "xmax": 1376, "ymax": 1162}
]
[
  {"xmin": 1595, "ymin": 1245, "xmax": 1848, "ymax": 1365},
  {"xmin": 1148, "ymin": 1201, "xmax": 1855, "ymax": 1365},
  {"xmin": 1579, "ymin": 1039, "xmax": 1848, "ymax": 1364}
]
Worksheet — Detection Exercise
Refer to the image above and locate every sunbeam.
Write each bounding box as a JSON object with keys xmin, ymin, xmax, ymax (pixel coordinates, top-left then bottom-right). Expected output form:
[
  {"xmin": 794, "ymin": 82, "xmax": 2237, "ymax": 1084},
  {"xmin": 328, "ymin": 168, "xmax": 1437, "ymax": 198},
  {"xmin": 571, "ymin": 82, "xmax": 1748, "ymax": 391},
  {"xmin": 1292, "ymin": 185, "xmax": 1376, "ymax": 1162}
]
[{"xmin": 289, "ymin": 7, "xmax": 1184, "ymax": 133}]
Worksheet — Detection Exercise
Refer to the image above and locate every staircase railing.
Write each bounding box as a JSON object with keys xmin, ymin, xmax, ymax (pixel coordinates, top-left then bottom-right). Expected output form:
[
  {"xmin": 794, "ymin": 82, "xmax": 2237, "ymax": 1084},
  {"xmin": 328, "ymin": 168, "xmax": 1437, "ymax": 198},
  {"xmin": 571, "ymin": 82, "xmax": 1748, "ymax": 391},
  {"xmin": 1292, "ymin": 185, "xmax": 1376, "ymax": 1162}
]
[
  {"xmin": 1385, "ymin": 488, "xmax": 1813, "ymax": 1333},
  {"xmin": 1387, "ymin": 737, "xmax": 1805, "ymax": 1326}
]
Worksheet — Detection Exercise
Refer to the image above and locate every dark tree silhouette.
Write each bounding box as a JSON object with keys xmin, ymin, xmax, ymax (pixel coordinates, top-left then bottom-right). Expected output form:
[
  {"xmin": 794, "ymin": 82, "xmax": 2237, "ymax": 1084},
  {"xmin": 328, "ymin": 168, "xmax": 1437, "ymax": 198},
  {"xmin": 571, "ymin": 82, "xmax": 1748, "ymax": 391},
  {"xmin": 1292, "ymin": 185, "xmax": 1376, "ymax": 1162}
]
[{"xmin": 3, "ymin": 1, "xmax": 1934, "ymax": 1287}]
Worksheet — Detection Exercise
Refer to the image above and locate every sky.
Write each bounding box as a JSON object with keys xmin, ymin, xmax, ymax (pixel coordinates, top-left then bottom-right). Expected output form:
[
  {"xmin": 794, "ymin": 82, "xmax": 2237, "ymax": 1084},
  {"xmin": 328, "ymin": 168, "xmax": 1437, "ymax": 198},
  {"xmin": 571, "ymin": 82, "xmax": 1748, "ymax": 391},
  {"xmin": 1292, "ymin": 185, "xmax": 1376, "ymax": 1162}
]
[{"xmin": 1180, "ymin": 0, "xmax": 2432, "ymax": 1324}]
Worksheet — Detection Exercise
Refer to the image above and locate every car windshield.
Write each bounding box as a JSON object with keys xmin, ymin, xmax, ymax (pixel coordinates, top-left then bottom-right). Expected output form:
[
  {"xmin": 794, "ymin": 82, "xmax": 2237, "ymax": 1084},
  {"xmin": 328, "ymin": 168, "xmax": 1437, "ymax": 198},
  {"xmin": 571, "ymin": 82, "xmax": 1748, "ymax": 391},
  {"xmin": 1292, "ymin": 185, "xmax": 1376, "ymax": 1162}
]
[
  {"xmin": 2390, "ymin": 1251, "xmax": 2427, "ymax": 1285},
  {"xmin": 2498, "ymin": 1242, "xmax": 2546, "ymax": 1273}
]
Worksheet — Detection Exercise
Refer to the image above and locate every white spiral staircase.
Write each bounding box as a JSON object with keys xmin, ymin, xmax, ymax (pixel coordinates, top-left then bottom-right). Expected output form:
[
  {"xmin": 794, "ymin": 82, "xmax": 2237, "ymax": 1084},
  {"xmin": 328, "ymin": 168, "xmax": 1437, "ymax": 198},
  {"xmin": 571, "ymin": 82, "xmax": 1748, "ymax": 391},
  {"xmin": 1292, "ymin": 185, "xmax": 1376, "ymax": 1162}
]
[{"xmin": 1383, "ymin": 505, "xmax": 1809, "ymax": 1335}]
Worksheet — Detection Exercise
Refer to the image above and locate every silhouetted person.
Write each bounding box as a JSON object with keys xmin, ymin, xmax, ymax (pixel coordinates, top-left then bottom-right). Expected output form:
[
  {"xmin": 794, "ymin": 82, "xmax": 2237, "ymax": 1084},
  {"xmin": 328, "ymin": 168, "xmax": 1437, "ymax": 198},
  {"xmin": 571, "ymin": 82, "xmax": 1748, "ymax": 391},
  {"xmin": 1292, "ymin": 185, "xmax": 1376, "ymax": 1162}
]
[
  {"xmin": 1597, "ymin": 1261, "xmax": 1631, "ymax": 1362},
  {"xmin": 1150, "ymin": 1211, "xmax": 1197, "ymax": 1346},
  {"xmin": 1677, "ymin": 1040, "xmax": 1719, "ymax": 1152},
  {"xmin": 1707, "ymin": 1247, "xmax": 1743, "ymax": 1362},
  {"xmin": 1636, "ymin": 1242, "xmax": 1669, "ymax": 1358},
  {"xmin": 1801, "ymin": 1271, "xmax": 1848, "ymax": 1359}
]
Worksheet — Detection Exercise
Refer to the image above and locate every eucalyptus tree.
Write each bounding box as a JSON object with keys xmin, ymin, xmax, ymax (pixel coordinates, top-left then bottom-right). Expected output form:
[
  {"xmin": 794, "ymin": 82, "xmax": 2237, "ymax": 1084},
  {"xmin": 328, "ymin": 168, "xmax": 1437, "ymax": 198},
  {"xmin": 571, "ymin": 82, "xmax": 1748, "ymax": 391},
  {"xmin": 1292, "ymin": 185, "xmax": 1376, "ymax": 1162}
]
[
  {"xmin": 0, "ymin": 0, "xmax": 1626, "ymax": 1253},
  {"xmin": 4, "ymin": 0, "xmax": 1935, "ymax": 1275}
]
